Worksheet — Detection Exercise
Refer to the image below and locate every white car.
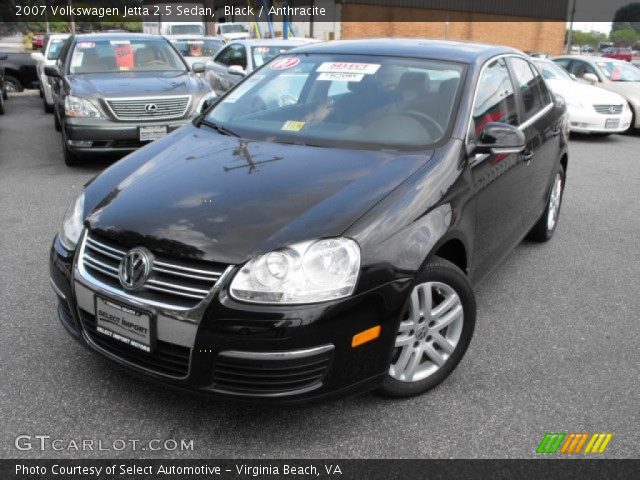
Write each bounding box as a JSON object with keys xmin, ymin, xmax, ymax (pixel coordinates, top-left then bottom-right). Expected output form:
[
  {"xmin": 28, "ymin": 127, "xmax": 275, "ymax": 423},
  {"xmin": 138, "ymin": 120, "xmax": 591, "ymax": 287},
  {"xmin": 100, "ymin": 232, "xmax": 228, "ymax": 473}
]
[
  {"xmin": 166, "ymin": 35, "xmax": 225, "ymax": 67},
  {"xmin": 215, "ymin": 23, "xmax": 250, "ymax": 42},
  {"xmin": 533, "ymin": 59, "xmax": 632, "ymax": 135},
  {"xmin": 31, "ymin": 33, "xmax": 70, "ymax": 113}
]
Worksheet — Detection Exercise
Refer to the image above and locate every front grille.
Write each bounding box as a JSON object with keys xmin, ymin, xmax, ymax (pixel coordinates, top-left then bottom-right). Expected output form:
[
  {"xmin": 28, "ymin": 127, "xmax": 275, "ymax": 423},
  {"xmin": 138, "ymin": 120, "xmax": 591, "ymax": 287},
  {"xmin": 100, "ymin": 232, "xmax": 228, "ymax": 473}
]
[
  {"xmin": 105, "ymin": 96, "xmax": 191, "ymax": 121},
  {"xmin": 80, "ymin": 310, "xmax": 191, "ymax": 377},
  {"xmin": 211, "ymin": 346, "xmax": 334, "ymax": 397},
  {"xmin": 80, "ymin": 231, "xmax": 227, "ymax": 310},
  {"xmin": 594, "ymin": 104, "xmax": 623, "ymax": 115}
]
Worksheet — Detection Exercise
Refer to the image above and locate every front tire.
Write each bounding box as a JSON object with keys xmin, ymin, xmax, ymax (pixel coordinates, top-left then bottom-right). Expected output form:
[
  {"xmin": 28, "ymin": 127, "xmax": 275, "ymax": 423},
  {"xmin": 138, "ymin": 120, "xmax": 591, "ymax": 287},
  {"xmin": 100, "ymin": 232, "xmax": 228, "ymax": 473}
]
[
  {"xmin": 4, "ymin": 75, "xmax": 23, "ymax": 93},
  {"xmin": 378, "ymin": 257, "xmax": 476, "ymax": 398},
  {"xmin": 61, "ymin": 128, "xmax": 81, "ymax": 166},
  {"xmin": 43, "ymin": 97, "xmax": 53, "ymax": 113},
  {"xmin": 526, "ymin": 165, "xmax": 565, "ymax": 242},
  {"xmin": 54, "ymin": 107, "xmax": 61, "ymax": 131}
]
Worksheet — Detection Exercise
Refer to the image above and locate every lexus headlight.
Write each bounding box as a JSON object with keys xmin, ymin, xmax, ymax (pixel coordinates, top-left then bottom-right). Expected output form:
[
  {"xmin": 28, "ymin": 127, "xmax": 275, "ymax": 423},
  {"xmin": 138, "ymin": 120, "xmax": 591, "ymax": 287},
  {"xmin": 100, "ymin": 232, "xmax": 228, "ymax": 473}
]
[
  {"xmin": 65, "ymin": 95, "xmax": 101, "ymax": 118},
  {"xmin": 196, "ymin": 91, "xmax": 218, "ymax": 113},
  {"xmin": 59, "ymin": 192, "xmax": 85, "ymax": 250},
  {"xmin": 230, "ymin": 238, "xmax": 361, "ymax": 304}
]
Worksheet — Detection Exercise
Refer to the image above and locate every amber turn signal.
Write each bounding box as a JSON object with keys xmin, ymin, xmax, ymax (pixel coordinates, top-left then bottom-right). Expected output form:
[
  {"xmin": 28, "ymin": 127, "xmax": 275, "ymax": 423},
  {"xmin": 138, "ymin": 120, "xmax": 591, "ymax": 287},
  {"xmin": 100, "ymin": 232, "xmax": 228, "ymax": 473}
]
[{"xmin": 352, "ymin": 325, "xmax": 381, "ymax": 348}]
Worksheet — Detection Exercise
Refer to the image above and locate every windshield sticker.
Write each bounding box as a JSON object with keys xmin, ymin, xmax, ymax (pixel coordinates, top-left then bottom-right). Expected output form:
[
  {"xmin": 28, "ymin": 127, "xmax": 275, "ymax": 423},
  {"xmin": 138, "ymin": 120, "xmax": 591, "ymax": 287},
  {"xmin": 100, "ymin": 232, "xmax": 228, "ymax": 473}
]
[
  {"xmin": 76, "ymin": 42, "xmax": 95, "ymax": 49},
  {"xmin": 281, "ymin": 120, "xmax": 305, "ymax": 131},
  {"xmin": 317, "ymin": 72, "xmax": 364, "ymax": 82},
  {"xmin": 71, "ymin": 51, "xmax": 83, "ymax": 68},
  {"xmin": 317, "ymin": 62, "xmax": 381, "ymax": 75},
  {"xmin": 109, "ymin": 40, "xmax": 131, "ymax": 45},
  {"xmin": 271, "ymin": 57, "xmax": 300, "ymax": 70}
]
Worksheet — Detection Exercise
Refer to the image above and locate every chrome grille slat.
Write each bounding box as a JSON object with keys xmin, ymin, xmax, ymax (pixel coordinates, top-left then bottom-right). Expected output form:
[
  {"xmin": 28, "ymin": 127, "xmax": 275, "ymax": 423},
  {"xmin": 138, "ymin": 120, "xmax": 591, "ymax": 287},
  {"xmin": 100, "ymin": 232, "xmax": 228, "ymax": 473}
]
[
  {"xmin": 105, "ymin": 95, "xmax": 191, "ymax": 121},
  {"xmin": 80, "ymin": 232, "xmax": 228, "ymax": 309},
  {"xmin": 593, "ymin": 104, "xmax": 623, "ymax": 115}
]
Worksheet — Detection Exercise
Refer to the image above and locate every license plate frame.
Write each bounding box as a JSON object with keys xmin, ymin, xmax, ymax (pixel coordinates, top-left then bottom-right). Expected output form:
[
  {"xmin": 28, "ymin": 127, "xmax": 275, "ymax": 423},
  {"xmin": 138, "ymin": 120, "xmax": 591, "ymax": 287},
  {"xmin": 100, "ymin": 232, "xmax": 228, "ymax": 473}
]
[
  {"xmin": 139, "ymin": 125, "xmax": 167, "ymax": 142},
  {"xmin": 605, "ymin": 118, "xmax": 620, "ymax": 129},
  {"xmin": 95, "ymin": 296, "xmax": 154, "ymax": 353}
]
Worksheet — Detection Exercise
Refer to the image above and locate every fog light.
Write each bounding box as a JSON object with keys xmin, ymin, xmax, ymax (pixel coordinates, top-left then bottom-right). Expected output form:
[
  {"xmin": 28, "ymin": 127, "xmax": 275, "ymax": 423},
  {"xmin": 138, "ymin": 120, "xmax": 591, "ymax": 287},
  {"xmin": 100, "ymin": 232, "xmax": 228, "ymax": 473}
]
[
  {"xmin": 352, "ymin": 325, "xmax": 381, "ymax": 348},
  {"xmin": 67, "ymin": 140, "xmax": 92, "ymax": 147}
]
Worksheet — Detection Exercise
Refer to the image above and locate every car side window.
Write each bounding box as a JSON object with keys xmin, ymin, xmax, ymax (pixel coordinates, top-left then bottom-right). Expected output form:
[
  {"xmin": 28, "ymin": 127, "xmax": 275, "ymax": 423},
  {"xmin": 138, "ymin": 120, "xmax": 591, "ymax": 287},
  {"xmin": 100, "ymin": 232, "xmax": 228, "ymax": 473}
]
[
  {"xmin": 471, "ymin": 58, "xmax": 518, "ymax": 138},
  {"xmin": 509, "ymin": 57, "xmax": 550, "ymax": 121},
  {"xmin": 569, "ymin": 61, "xmax": 598, "ymax": 80},
  {"xmin": 215, "ymin": 44, "xmax": 247, "ymax": 69}
]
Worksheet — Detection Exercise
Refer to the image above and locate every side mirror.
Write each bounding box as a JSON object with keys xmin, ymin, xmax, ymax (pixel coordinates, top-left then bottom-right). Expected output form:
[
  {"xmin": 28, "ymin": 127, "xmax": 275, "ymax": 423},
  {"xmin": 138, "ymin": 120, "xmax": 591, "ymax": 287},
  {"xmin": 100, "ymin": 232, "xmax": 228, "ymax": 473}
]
[
  {"xmin": 583, "ymin": 73, "xmax": 598, "ymax": 84},
  {"xmin": 228, "ymin": 65, "xmax": 246, "ymax": 76},
  {"xmin": 31, "ymin": 52, "xmax": 45, "ymax": 62},
  {"xmin": 191, "ymin": 62, "xmax": 205, "ymax": 74},
  {"xmin": 44, "ymin": 65, "xmax": 60, "ymax": 78},
  {"xmin": 473, "ymin": 122, "xmax": 525, "ymax": 155}
]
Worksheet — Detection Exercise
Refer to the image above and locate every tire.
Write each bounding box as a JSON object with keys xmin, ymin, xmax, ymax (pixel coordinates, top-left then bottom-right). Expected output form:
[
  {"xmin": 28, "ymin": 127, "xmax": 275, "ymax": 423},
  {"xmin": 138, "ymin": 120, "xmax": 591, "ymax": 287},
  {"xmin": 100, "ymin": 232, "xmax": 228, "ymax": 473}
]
[
  {"xmin": 0, "ymin": 91, "xmax": 5, "ymax": 115},
  {"xmin": 43, "ymin": 97, "xmax": 53, "ymax": 113},
  {"xmin": 2, "ymin": 84, "xmax": 7, "ymax": 100},
  {"xmin": 4, "ymin": 75, "xmax": 23, "ymax": 93},
  {"xmin": 378, "ymin": 257, "xmax": 476, "ymax": 398},
  {"xmin": 526, "ymin": 165, "xmax": 565, "ymax": 242},
  {"xmin": 61, "ymin": 128, "xmax": 82, "ymax": 166},
  {"xmin": 39, "ymin": 85, "xmax": 44, "ymax": 98}
]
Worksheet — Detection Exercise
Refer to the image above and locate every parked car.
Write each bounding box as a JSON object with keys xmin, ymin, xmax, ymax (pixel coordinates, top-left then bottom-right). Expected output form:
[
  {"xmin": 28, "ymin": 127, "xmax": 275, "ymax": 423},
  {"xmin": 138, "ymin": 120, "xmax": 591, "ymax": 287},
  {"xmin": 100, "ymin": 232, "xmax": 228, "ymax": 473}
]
[
  {"xmin": 32, "ymin": 32, "xmax": 45, "ymax": 50},
  {"xmin": 533, "ymin": 58, "xmax": 632, "ymax": 134},
  {"xmin": 0, "ymin": 53, "xmax": 7, "ymax": 115},
  {"xmin": 166, "ymin": 35, "xmax": 224, "ymax": 67},
  {"xmin": 525, "ymin": 51, "xmax": 549, "ymax": 59},
  {"xmin": 50, "ymin": 39, "xmax": 568, "ymax": 403},
  {"xmin": 602, "ymin": 47, "xmax": 633, "ymax": 62},
  {"xmin": 31, "ymin": 34, "xmax": 71, "ymax": 113},
  {"xmin": 45, "ymin": 33, "xmax": 216, "ymax": 165},
  {"xmin": 205, "ymin": 39, "xmax": 312, "ymax": 95},
  {"xmin": 553, "ymin": 55, "xmax": 640, "ymax": 130},
  {"xmin": 215, "ymin": 22, "xmax": 250, "ymax": 41},
  {"xmin": 0, "ymin": 52, "xmax": 39, "ymax": 92}
]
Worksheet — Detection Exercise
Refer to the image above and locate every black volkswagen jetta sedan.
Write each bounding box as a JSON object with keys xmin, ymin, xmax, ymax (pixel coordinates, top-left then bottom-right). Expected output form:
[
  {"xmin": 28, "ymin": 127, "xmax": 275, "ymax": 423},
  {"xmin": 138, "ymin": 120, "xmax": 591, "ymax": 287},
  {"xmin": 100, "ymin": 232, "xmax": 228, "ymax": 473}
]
[
  {"xmin": 45, "ymin": 33, "xmax": 216, "ymax": 165},
  {"xmin": 50, "ymin": 40, "xmax": 568, "ymax": 403}
]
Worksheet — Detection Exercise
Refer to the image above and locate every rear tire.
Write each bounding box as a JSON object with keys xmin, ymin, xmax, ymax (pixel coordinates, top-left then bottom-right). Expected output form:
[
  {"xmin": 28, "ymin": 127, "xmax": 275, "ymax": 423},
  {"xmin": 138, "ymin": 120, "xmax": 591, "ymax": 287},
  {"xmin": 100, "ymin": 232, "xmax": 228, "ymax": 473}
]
[
  {"xmin": 527, "ymin": 165, "xmax": 565, "ymax": 242},
  {"xmin": 4, "ymin": 75, "xmax": 23, "ymax": 93},
  {"xmin": 378, "ymin": 257, "xmax": 476, "ymax": 398},
  {"xmin": 43, "ymin": 97, "xmax": 53, "ymax": 113}
]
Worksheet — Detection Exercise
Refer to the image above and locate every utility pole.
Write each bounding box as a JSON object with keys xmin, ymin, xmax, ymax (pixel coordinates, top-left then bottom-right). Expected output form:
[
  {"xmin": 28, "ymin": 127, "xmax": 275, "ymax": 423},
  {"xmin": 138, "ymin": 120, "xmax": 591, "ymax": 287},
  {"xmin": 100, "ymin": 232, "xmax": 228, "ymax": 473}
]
[
  {"xmin": 565, "ymin": 0, "xmax": 577, "ymax": 54},
  {"xmin": 204, "ymin": 0, "xmax": 216, "ymax": 36},
  {"xmin": 68, "ymin": 0, "xmax": 76, "ymax": 33}
]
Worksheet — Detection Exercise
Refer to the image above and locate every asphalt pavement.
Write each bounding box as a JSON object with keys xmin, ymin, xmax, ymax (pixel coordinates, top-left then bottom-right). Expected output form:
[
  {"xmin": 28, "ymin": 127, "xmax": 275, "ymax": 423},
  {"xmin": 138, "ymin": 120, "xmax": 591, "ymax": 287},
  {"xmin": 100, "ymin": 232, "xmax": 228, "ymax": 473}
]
[{"xmin": 1, "ymin": 94, "xmax": 639, "ymax": 459}]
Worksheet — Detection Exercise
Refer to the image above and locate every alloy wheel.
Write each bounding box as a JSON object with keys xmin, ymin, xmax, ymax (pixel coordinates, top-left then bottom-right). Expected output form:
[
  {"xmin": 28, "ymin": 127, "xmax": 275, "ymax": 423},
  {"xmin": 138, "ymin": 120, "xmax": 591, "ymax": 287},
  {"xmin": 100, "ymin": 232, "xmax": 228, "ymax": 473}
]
[
  {"xmin": 547, "ymin": 173, "xmax": 563, "ymax": 231},
  {"xmin": 389, "ymin": 281, "xmax": 464, "ymax": 382}
]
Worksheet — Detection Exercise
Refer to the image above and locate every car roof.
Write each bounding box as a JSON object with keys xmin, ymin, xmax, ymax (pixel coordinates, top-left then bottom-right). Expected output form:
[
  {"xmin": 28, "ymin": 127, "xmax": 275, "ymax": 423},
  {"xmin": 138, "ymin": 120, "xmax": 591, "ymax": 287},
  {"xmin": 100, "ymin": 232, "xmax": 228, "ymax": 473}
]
[
  {"xmin": 73, "ymin": 33, "xmax": 165, "ymax": 42},
  {"xmin": 290, "ymin": 38, "xmax": 522, "ymax": 65}
]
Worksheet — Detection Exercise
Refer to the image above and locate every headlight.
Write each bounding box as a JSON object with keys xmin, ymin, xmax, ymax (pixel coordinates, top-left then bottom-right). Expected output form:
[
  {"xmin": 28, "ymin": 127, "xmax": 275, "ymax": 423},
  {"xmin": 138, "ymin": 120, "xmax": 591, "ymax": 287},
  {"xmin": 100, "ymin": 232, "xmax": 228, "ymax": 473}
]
[
  {"xmin": 229, "ymin": 238, "xmax": 361, "ymax": 304},
  {"xmin": 196, "ymin": 91, "xmax": 217, "ymax": 113},
  {"xmin": 59, "ymin": 192, "xmax": 85, "ymax": 250},
  {"xmin": 65, "ymin": 95, "xmax": 101, "ymax": 118},
  {"xmin": 623, "ymin": 102, "xmax": 631, "ymax": 112},
  {"xmin": 565, "ymin": 98, "xmax": 583, "ymax": 110}
]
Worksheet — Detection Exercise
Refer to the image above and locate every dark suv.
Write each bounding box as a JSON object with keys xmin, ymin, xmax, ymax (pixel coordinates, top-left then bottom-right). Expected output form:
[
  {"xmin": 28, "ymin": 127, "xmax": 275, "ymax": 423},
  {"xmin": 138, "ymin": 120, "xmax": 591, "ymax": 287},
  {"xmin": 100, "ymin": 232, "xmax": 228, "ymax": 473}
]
[
  {"xmin": 45, "ymin": 33, "xmax": 216, "ymax": 165},
  {"xmin": 50, "ymin": 40, "xmax": 568, "ymax": 403}
]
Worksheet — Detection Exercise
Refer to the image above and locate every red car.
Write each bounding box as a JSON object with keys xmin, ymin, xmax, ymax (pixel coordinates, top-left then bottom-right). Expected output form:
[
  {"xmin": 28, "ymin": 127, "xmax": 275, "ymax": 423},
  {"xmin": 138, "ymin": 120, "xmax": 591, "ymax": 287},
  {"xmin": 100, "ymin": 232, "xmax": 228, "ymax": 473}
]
[
  {"xmin": 31, "ymin": 33, "xmax": 45, "ymax": 50},
  {"xmin": 602, "ymin": 47, "xmax": 633, "ymax": 62}
]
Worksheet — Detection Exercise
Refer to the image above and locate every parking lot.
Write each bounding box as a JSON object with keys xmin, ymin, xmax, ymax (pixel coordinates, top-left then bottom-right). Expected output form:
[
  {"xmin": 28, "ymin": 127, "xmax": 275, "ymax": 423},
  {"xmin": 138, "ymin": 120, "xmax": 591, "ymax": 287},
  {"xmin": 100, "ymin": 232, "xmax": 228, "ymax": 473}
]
[{"xmin": 1, "ymin": 93, "xmax": 639, "ymax": 459}]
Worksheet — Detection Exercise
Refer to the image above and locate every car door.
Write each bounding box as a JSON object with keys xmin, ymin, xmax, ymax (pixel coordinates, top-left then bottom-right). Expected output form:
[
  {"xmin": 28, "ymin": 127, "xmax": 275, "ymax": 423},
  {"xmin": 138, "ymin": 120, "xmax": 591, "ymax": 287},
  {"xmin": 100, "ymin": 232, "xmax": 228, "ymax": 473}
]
[
  {"xmin": 468, "ymin": 57, "xmax": 533, "ymax": 281},
  {"xmin": 508, "ymin": 56, "xmax": 561, "ymax": 229},
  {"xmin": 207, "ymin": 44, "xmax": 246, "ymax": 95},
  {"xmin": 50, "ymin": 38, "xmax": 72, "ymax": 118}
]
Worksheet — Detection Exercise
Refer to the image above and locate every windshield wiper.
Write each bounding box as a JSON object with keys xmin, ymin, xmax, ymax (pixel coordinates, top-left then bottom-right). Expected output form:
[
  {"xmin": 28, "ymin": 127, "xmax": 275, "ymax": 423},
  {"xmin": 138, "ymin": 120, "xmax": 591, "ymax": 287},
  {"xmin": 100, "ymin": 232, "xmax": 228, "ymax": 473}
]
[{"xmin": 196, "ymin": 117, "xmax": 239, "ymax": 137}]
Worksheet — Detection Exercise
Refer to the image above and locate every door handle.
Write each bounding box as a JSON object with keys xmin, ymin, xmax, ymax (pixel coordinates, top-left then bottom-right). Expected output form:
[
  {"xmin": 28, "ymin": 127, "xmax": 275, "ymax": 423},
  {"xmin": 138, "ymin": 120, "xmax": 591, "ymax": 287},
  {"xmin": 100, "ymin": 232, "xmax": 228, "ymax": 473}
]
[{"xmin": 521, "ymin": 149, "xmax": 534, "ymax": 163}]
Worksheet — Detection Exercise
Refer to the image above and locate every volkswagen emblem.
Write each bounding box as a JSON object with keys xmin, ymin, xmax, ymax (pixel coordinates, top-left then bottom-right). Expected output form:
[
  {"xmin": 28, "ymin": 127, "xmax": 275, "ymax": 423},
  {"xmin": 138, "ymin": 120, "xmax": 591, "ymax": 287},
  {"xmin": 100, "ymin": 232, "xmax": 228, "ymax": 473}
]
[
  {"xmin": 144, "ymin": 103, "xmax": 158, "ymax": 113},
  {"xmin": 118, "ymin": 248, "xmax": 151, "ymax": 290},
  {"xmin": 609, "ymin": 106, "xmax": 616, "ymax": 114}
]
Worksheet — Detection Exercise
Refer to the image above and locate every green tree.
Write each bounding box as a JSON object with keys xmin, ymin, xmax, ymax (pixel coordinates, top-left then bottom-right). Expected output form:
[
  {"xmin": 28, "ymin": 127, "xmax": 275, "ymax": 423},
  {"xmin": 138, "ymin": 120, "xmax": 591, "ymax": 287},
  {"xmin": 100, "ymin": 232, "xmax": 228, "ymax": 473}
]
[
  {"xmin": 610, "ymin": 27, "xmax": 640, "ymax": 46},
  {"xmin": 571, "ymin": 30, "xmax": 608, "ymax": 48}
]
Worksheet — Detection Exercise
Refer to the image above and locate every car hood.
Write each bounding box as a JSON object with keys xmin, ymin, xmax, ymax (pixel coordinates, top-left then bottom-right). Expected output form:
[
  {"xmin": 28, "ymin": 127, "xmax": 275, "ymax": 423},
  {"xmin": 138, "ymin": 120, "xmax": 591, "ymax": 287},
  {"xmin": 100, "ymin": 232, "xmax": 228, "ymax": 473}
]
[
  {"xmin": 599, "ymin": 81, "xmax": 640, "ymax": 101},
  {"xmin": 69, "ymin": 71, "xmax": 209, "ymax": 99},
  {"xmin": 84, "ymin": 125, "xmax": 432, "ymax": 265},
  {"xmin": 546, "ymin": 79, "xmax": 628, "ymax": 105}
]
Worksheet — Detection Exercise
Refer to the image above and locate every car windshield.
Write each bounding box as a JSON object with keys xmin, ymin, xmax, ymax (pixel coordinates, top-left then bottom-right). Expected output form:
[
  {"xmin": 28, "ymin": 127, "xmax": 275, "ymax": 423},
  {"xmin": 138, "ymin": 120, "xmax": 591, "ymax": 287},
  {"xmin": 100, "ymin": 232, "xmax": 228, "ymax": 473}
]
[
  {"xmin": 534, "ymin": 60, "xmax": 573, "ymax": 81},
  {"xmin": 220, "ymin": 24, "xmax": 246, "ymax": 33},
  {"xmin": 171, "ymin": 39, "xmax": 223, "ymax": 57},
  {"xmin": 595, "ymin": 60, "xmax": 640, "ymax": 82},
  {"xmin": 47, "ymin": 38, "xmax": 68, "ymax": 60},
  {"xmin": 205, "ymin": 54, "xmax": 465, "ymax": 150},
  {"xmin": 251, "ymin": 45, "xmax": 294, "ymax": 68},
  {"xmin": 69, "ymin": 39, "xmax": 186, "ymax": 74},
  {"xmin": 170, "ymin": 25, "xmax": 204, "ymax": 35}
]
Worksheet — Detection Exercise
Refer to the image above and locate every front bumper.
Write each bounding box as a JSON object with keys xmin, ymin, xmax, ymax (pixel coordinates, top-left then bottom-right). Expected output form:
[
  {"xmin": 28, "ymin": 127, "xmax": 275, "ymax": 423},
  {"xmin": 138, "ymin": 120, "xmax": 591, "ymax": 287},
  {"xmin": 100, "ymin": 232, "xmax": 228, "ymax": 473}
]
[
  {"xmin": 63, "ymin": 116, "xmax": 195, "ymax": 154},
  {"xmin": 50, "ymin": 235, "xmax": 410, "ymax": 404},
  {"xmin": 567, "ymin": 108, "xmax": 632, "ymax": 133}
]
